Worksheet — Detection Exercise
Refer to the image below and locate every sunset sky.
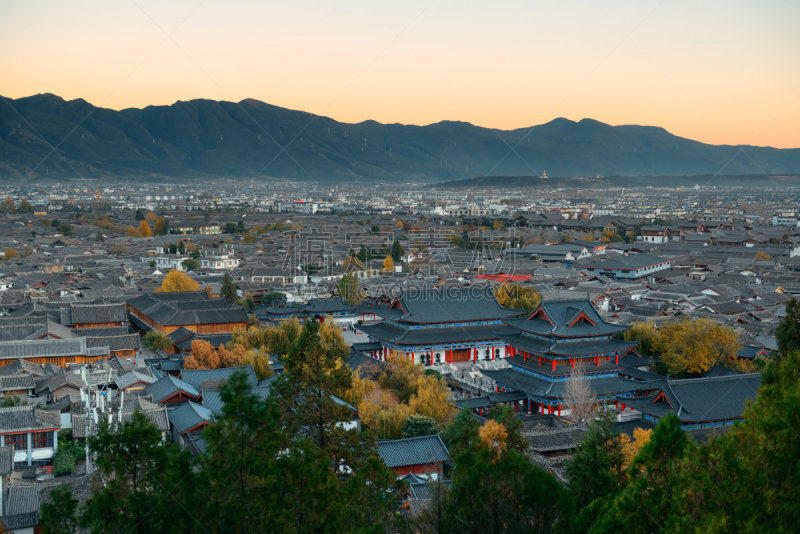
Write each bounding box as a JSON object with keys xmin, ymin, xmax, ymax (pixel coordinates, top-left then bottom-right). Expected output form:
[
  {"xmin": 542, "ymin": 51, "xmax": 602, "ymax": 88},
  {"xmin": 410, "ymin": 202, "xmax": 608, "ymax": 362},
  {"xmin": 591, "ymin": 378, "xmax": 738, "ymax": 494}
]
[{"xmin": 2, "ymin": 0, "xmax": 798, "ymax": 148}]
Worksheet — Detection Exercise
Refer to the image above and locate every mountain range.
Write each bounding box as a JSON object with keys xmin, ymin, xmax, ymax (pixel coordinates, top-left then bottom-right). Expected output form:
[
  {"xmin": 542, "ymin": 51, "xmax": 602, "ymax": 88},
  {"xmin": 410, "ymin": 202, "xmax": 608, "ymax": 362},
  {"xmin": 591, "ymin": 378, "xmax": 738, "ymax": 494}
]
[{"xmin": 1, "ymin": 93, "xmax": 799, "ymax": 183}]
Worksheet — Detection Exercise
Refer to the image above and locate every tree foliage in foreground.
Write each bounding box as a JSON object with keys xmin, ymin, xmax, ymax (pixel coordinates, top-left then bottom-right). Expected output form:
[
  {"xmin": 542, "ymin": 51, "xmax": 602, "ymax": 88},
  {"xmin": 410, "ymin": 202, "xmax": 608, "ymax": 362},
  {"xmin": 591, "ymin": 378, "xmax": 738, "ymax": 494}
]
[{"xmin": 42, "ymin": 369, "xmax": 403, "ymax": 534}]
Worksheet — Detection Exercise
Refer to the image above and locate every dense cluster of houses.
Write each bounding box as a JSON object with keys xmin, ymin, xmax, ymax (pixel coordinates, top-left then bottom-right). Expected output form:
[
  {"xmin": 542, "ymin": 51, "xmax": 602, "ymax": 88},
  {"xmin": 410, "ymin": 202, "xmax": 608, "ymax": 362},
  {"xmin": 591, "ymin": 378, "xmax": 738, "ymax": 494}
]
[{"xmin": 0, "ymin": 204, "xmax": 795, "ymax": 530}]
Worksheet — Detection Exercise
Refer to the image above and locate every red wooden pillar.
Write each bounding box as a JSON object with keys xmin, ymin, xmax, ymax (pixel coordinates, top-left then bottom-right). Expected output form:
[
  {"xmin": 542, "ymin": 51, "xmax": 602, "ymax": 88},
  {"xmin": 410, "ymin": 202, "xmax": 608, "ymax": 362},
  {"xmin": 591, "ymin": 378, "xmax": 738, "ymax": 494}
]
[
  {"xmin": 492, "ymin": 347, "xmax": 495, "ymax": 361},
  {"xmin": 523, "ymin": 351, "xmax": 527, "ymax": 362},
  {"xmin": 551, "ymin": 359, "xmax": 556, "ymax": 371},
  {"xmin": 558, "ymin": 404, "xmax": 561, "ymax": 417},
  {"xmin": 479, "ymin": 407, "xmax": 482, "ymax": 417},
  {"xmin": 496, "ymin": 385, "xmax": 500, "ymax": 393},
  {"xmin": 571, "ymin": 358, "xmax": 575, "ymax": 368},
  {"xmin": 539, "ymin": 354, "xmax": 542, "ymax": 366},
  {"xmin": 615, "ymin": 353, "xmax": 619, "ymax": 365},
  {"xmin": 514, "ymin": 401, "xmax": 518, "ymax": 413}
]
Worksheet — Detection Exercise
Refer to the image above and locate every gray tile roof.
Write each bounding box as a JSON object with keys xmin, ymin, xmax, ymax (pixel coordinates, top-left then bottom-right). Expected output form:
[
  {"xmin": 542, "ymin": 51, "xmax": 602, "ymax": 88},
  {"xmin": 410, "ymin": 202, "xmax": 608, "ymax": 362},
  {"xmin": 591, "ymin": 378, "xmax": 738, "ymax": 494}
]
[
  {"xmin": 0, "ymin": 445, "xmax": 13, "ymax": 476},
  {"xmin": 114, "ymin": 370, "xmax": 155, "ymax": 390},
  {"xmin": 69, "ymin": 303, "xmax": 127, "ymax": 324},
  {"xmin": 522, "ymin": 422, "xmax": 589, "ymax": 453},
  {"xmin": 119, "ymin": 407, "xmax": 170, "ymax": 431},
  {"xmin": 84, "ymin": 333, "xmax": 141, "ymax": 352},
  {"xmin": 505, "ymin": 298, "xmax": 628, "ymax": 338},
  {"xmin": 482, "ymin": 368, "xmax": 658, "ymax": 399},
  {"xmin": 358, "ymin": 322, "xmax": 517, "ymax": 346},
  {"xmin": 0, "ymin": 338, "xmax": 90, "ymax": 361},
  {"xmin": 376, "ymin": 434, "xmax": 449, "ymax": 468},
  {"xmin": 128, "ymin": 292, "xmax": 248, "ymax": 326},
  {"xmin": 0, "ymin": 405, "xmax": 61, "ymax": 433},
  {"xmin": 144, "ymin": 374, "xmax": 200, "ymax": 404},
  {"xmin": 578, "ymin": 253, "xmax": 671, "ymax": 271},
  {"xmin": 0, "ymin": 358, "xmax": 45, "ymax": 377},
  {"xmin": 623, "ymin": 373, "xmax": 761, "ymax": 423},
  {"xmin": 3, "ymin": 485, "xmax": 40, "ymax": 530},
  {"xmin": 0, "ymin": 374, "xmax": 35, "ymax": 392},
  {"xmin": 180, "ymin": 366, "xmax": 258, "ymax": 390},
  {"xmin": 168, "ymin": 401, "xmax": 214, "ymax": 434},
  {"xmin": 373, "ymin": 286, "xmax": 522, "ymax": 325}
]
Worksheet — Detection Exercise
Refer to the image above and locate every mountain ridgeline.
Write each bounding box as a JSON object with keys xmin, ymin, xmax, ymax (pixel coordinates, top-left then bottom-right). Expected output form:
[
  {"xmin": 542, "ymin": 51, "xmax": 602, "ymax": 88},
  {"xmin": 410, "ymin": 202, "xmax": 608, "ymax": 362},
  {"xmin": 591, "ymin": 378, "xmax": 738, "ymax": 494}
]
[{"xmin": 1, "ymin": 93, "xmax": 799, "ymax": 183}]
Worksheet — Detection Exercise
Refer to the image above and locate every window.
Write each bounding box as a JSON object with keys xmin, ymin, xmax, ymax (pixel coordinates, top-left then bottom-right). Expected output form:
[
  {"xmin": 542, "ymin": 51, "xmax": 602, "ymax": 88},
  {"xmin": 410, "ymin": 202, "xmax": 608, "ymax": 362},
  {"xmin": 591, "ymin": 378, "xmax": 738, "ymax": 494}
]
[
  {"xmin": 32, "ymin": 431, "xmax": 54, "ymax": 449},
  {"xmin": 5, "ymin": 433, "xmax": 27, "ymax": 450}
]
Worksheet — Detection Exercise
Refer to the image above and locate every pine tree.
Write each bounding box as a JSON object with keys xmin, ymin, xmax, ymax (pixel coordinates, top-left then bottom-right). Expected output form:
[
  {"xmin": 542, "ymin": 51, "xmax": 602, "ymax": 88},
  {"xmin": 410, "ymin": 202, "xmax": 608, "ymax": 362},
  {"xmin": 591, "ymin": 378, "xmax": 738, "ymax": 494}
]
[
  {"xmin": 40, "ymin": 485, "xmax": 79, "ymax": 534},
  {"xmin": 441, "ymin": 424, "xmax": 570, "ymax": 534},
  {"xmin": 391, "ymin": 239, "xmax": 404, "ymax": 263},
  {"xmin": 592, "ymin": 414, "xmax": 690, "ymax": 534},
  {"xmin": 564, "ymin": 412, "xmax": 624, "ymax": 531},
  {"xmin": 80, "ymin": 411, "xmax": 199, "ymax": 534},
  {"xmin": 201, "ymin": 371, "xmax": 288, "ymax": 530},
  {"xmin": 775, "ymin": 296, "xmax": 800, "ymax": 361},
  {"xmin": 221, "ymin": 272, "xmax": 237, "ymax": 304},
  {"xmin": 273, "ymin": 320, "xmax": 356, "ymax": 463}
]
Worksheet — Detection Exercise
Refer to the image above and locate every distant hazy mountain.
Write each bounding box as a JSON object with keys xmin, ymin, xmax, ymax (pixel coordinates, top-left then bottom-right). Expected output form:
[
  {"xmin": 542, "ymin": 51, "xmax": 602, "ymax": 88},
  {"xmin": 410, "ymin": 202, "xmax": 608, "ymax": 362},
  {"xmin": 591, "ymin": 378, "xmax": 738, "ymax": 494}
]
[{"xmin": 1, "ymin": 93, "xmax": 799, "ymax": 182}]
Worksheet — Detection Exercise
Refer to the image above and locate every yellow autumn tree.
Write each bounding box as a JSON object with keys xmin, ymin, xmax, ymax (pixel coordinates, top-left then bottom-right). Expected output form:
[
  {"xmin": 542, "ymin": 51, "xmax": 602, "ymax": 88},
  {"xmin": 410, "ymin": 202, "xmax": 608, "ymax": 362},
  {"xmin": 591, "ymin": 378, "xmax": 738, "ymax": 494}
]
[
  {"xmin": 183, "ymin": 340, "xmax": 220, "ymax": 370},
  {"xmin": 344, "ymin": 367, "xmax": 377, "ymax": 405},
  {"xmin": 354, "ymin": 351, "xmax": 456, "ymax": 438},
  {"xmin": 138, "ymin": 220, "xmax": 153, "ymax": 238},
  {"xmin": 357, "ymin": 388, "xmax": 412, "ymax": 439},
  {"xmin": 125, "ymin": 226, "xmax": 140, "ymax": 237},
  {"xmin": 621, "ymin": 322, "xmax": 660, "ymax": 357},
  {"xmin": 408, "ymin": 373, "xmax": 457, "ymax": 424},
  {"xmin": 318, "ymin": 319, "xmax": 349, "ymax": 358},
  {"xmin": 145, "ymin": 211, "xmax": 158, "ymax": 222},
  {"xmin": 382, "ymin": 255, "xmax": 394, "ymax": 272},
  {"xmin": 231, "ymin": 319, "xmax": 302, "ymax": 357},
  {"xmin": 493, "ymin": 219, "xmax": 505, "ymax": 231},
  {"xmin": 238, "ymin": 348, "xmax": 274, "ymax": 381},
  {"xmin": 654, "ymin": 318, "xmax": 741, "ymax": 376},
  {"xmin": 479, "ymin": 419, "xmax": 509, "ymax": 461},
  {"xmin": 184, "ymin": 340, "xmax": 246, "ymax": 370},
  {"xmin": 217, "ymin": 343, "xmax": 246, "ymax": 368},
  {"xmin": 156, "ymin": 270, "xmax": 200, "ymax": 293},
  {"xmin": 755, "ymin": 251, "xmax": 771, "ymax": 261},
  {"xmin": 3, "ymin": 248, "xmax": 19, "ymax": 261},
  {"xmin": 495, "ymin": 283, "xmax": 541, "ymax": 314},
  {"xmin": 616, "ymin": 427, "xmax": 653, "ymax": 479}
]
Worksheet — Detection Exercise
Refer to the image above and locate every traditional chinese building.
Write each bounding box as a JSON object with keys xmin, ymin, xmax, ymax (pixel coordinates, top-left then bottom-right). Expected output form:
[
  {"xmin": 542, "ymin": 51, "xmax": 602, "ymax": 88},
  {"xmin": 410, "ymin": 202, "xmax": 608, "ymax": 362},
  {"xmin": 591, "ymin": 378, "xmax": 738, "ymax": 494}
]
[
  {"xmin": 622, "ymin": 371, "xmax": 761, "ymax": 430},
  {"xmin": 257, "ymin": 298, "xmax": 374, "ymax": 325},
  {"xmin": 128, "ymin": 291, "xmax": 248, "ymax": 335},
  {"xmin": 0, "ymin": 338, "xmax": 110, "ymax": 369},
  {"xmin": 356, "ymin": 287, "xmax": 523, "ymax": 365},
  {"xmin": 480, "ymin": 298, "xmax": 663, "ymax": 416}
]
